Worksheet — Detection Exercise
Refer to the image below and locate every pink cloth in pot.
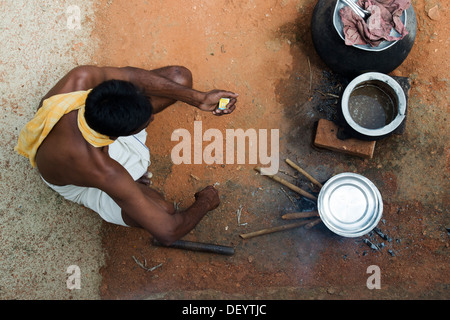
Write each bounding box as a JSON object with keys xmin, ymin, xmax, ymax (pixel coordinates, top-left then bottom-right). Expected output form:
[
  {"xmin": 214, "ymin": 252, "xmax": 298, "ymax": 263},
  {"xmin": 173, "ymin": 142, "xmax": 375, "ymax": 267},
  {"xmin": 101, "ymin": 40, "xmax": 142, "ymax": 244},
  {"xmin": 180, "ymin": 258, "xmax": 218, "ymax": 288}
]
[{"xmin": 339, "ymin": 0, "xmax": 411, "ymax": 47}]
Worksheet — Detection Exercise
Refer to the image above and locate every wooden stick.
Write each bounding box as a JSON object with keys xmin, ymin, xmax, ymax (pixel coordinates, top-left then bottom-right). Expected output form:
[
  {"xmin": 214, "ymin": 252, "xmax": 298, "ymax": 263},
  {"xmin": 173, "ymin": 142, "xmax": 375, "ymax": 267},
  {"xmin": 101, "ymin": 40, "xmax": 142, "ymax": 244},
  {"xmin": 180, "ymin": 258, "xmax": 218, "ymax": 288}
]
[
  {"xmin": 305, "ymin": 218, "xmax": 322, "ymax": 229},
  {"xmin": 254, "ymin": 167, "xmax": 317, "ymax": 201},
  {"xmin": 240, "ymin": 220, "xmax": 311, "ymax": 239},
  {"xmin": 281, "ymin": 211, "xmax": 319, "ymax": 220},
  {"xmin": 153, "ymin": 239, "xmax": 235, "ymax": 256},
  {"xmin": 285, "ymin": 159, "xmax": 323, "ymax": 189}
]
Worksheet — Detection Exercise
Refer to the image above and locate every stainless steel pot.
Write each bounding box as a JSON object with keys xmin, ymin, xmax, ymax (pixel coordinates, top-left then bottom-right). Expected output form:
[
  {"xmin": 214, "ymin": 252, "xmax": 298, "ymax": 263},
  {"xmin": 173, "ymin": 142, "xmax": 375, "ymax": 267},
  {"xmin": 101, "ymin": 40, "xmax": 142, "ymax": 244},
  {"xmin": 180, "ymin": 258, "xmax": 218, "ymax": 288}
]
[
  {"xmin": 341, "ymin": 72, "xmax": 406, "ymax": 140},
  {"xmin": 311, "ymin": 0, "xmax": 417, "ymax": 77},
  {"xmin": 317, "ymin": 172, "xmax": 383, "ymax": 238}
]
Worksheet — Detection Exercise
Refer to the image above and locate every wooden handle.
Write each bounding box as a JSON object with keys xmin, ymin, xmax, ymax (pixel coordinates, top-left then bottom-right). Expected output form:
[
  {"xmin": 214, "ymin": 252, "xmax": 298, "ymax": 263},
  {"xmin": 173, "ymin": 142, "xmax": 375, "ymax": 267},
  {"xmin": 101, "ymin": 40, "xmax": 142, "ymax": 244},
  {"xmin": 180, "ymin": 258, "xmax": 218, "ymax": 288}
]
[
  {"xmin": 153, "ymin": 239, "xmax": 235, "ymax": 256},
  {"xmin": 254, "ymin": 167, "xmax": 317, "ymax": 201},
  {"xmin": 281, "ymin": 211, "xmax": 319, "ymax": 220},
  {"xmin": 285, "ymin": 159, "xmax": 323, "ymax": 188},
  {"xmin": 240, "ymin": 220, "xmax": 311, "ymax": 239}
]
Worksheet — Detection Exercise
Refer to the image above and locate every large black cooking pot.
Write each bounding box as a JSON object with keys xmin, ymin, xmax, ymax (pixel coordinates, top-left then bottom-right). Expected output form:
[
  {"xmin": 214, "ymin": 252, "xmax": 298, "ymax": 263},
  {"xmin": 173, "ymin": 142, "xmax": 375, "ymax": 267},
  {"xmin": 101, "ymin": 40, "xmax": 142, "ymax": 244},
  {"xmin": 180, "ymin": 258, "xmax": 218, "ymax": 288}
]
[{"xmin": 311, "ymin": 0, "xmax": 417, "ymax": 78}]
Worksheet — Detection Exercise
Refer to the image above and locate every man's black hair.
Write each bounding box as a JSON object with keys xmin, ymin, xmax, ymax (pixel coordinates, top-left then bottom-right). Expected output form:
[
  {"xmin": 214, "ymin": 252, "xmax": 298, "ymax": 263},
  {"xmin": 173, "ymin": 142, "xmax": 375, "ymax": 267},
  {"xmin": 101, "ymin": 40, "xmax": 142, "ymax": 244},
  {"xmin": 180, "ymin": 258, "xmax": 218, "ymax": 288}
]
[{"xmin": 85, "ymin": 80, "xmax": 153, "ymax": 137}]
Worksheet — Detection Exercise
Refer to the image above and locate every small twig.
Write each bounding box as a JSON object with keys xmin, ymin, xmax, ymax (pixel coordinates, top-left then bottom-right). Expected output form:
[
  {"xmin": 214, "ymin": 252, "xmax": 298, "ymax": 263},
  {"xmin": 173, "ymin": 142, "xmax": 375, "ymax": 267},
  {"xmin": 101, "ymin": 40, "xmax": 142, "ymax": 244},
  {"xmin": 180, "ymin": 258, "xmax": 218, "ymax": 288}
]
[
  {"xmin": 305, "ymin": 218, "xmax": 321, "ymax": 229},
  {"xmin": 279, "ymin": 169, "xmax": 297, "ymax": 179},
  {"xmin": 314, "ymin": 90, "xmax": 340, "ymax": 99},
  {"xmin": 240, "ymin": 220, "xmax": 311, "ymax": 239},
  {"xmin": 285, "ymin": 159, "xmax": 323, "ymax": 189},
  {"xmin": 132, "ymin": 256, "xmax": 163, "ymax": 272},
  {"xmin": 307, "ymin": 56, "xmax": 312, "ymax": 93},
  {"xmin": 254, "ymin": 167, "xmax": 317, "ymax": 201},
  {"xmin": 315, "ymin": 89, "xmax": 326, "ymax": 96},
  {"xmin": 280, "ymin": 187, "xmax": 297, "ymax": 206},
  {"xmin": 236, "ymin": 205, "xmax": 247, "ymax": 226},
  {"xmin": 325, "ymin": 93, "xmax": 340, "ymax": 98},
  {"xmin": 148, "ymin": 263, "xmax": 163, "ymax": 272}
]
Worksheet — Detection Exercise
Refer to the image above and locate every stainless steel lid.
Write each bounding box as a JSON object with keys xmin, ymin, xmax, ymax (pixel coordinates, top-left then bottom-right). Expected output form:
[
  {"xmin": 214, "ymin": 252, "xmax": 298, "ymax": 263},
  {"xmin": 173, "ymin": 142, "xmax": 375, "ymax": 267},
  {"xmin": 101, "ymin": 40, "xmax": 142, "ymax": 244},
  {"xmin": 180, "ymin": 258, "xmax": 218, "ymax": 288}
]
[{"xmin": 318, "ymin": 173, "xmax": 383, "ymax": 237}]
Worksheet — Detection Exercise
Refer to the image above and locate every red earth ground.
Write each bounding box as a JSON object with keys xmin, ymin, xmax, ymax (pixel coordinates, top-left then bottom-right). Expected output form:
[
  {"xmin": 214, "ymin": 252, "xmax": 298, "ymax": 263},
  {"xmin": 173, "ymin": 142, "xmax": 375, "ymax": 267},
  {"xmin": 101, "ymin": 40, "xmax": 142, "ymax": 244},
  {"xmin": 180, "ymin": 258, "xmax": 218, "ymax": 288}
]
[{"xmin": 91, "ymin": 0, "xmax": 449, "ymax": 299}]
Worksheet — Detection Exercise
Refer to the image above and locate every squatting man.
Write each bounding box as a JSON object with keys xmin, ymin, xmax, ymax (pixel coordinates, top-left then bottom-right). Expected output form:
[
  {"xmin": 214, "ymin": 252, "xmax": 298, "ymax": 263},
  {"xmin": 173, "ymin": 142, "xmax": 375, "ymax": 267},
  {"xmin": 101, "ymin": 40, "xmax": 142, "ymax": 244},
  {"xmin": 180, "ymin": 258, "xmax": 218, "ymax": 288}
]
[{"xmin": 15, "ymin": 65, "xmax": 238, "ymax": 245}]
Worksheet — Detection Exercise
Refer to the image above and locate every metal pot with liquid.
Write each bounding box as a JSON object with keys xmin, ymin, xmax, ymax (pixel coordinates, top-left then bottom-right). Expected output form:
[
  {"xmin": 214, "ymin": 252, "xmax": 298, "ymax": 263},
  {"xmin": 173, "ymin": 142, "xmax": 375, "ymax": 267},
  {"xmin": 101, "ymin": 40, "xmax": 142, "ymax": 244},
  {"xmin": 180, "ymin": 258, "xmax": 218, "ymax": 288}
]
[{"xmin": 340, "ymin": 72, "xmax": 406, "ymax": 140}]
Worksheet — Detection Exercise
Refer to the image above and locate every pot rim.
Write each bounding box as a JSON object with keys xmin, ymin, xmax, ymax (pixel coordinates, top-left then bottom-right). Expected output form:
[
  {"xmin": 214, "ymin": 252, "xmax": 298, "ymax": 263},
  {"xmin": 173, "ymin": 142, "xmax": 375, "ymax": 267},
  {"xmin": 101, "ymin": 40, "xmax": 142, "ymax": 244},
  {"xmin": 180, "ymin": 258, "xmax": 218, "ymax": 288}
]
[
  {"xmin": 333, "ymin": 0, "xmax": 408, "ymax": 52},
  {"xmin": 341, "ymin": 72, "xmax": 406, "ymax": 137},
  {"xmin": 318, "ymin": 172, "xmax": 383, "ymax": 238}
]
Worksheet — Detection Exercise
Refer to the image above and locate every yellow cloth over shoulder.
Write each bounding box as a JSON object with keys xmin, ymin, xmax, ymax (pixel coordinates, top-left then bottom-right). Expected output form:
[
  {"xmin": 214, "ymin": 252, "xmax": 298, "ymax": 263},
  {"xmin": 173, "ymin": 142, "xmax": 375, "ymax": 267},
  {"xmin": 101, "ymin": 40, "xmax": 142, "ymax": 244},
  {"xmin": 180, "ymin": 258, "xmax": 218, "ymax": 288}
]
[{"xmin": 15, "ymin": 89, "xmax": 114, "ymax": 167}]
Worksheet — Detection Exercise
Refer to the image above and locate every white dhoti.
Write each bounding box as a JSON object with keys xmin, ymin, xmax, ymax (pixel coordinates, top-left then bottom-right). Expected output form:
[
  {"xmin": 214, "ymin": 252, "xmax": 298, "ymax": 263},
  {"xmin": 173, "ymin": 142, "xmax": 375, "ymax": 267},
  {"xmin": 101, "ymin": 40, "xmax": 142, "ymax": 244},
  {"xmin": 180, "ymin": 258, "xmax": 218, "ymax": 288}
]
[{"xmin": 41, "ymin": 129, "xmax": 150, "ymax": 227}]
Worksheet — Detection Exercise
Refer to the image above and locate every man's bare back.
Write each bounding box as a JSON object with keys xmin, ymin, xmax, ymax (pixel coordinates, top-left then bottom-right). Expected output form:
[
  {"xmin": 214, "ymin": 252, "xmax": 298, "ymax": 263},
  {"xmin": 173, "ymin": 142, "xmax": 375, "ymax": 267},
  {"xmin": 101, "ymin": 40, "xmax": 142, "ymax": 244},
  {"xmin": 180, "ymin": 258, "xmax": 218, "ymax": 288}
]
[{"xmin": 33, "ymin": 65, "xmax": 238, "ymax": 245}]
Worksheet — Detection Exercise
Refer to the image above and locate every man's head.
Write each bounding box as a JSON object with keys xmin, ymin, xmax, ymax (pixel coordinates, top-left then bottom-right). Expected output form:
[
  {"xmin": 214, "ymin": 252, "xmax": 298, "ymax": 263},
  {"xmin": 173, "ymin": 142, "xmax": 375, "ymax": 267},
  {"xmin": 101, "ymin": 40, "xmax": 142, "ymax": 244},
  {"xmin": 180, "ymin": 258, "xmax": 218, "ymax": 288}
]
[{"xmin": 85, "ymin": 80, "xmax": 153, "ymax": 138}]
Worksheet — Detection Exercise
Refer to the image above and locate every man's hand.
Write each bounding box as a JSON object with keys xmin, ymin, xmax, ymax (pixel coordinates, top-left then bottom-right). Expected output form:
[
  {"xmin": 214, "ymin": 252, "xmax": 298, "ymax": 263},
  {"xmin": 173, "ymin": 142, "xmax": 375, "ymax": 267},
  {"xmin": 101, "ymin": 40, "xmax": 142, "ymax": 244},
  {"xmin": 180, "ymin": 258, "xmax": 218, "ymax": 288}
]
[
  {"xmin": 197, "ymin": 90, "xmax": 239, "ymax": 116},
  {"xmin": 194, "ymin": 185, "xmax": 220, "ymax": 211}
]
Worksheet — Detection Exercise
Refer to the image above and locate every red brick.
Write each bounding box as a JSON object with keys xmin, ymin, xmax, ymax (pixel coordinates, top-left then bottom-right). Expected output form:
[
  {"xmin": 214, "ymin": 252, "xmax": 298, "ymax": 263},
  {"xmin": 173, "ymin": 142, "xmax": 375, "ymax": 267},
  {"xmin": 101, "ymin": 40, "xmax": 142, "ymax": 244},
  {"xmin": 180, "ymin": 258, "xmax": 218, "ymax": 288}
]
[{"xmin": 314, "ymin": 119, "xmax": 376, "ymax": 159}]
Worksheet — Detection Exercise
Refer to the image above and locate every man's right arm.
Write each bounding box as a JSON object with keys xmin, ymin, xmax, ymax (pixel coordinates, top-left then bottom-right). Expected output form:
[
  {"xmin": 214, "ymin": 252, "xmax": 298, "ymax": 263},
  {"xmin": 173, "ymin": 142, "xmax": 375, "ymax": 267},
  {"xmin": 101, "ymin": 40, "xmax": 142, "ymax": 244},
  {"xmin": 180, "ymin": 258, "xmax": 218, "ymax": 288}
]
[
  {"xmin": 39, "ymin": 65, "xmax": 238, "ymax": 115},
  {"xmin": 122, "ymin": 66, "xmax": 238, "ymax": 114}
]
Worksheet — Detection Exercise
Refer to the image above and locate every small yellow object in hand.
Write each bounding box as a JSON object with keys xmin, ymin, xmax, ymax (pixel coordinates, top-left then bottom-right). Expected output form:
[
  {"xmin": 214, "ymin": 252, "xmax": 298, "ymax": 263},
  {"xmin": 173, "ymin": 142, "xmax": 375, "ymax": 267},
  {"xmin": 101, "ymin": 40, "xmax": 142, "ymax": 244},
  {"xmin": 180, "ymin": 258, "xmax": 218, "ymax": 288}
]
[{"xmin": 218, "ymin": 98, "xmax": 230, "ymax": 110}]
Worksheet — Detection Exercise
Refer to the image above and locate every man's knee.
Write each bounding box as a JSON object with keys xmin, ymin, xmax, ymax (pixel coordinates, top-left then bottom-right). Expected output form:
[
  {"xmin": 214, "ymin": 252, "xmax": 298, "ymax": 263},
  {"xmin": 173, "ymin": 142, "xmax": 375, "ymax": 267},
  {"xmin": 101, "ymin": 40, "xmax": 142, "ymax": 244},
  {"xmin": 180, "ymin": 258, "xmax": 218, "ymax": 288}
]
[{"xmin": 170, "ymin": 66, "xmax": 193, "ymax": 88}]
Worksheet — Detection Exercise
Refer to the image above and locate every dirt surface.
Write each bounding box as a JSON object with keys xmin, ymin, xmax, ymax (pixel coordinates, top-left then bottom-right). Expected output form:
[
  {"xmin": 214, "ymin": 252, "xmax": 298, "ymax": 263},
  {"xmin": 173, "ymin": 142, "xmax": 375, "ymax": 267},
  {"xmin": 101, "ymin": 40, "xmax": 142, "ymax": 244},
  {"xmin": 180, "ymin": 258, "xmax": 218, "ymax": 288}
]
[{"xmin": 93, "ymin": 0, "xmax": 449, "ymax": 299}]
